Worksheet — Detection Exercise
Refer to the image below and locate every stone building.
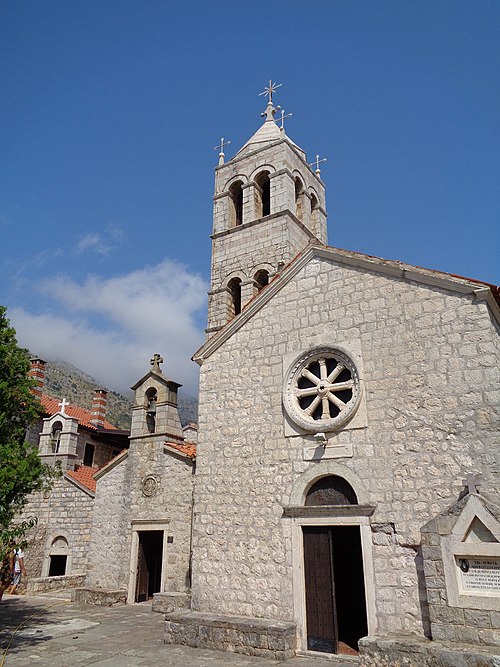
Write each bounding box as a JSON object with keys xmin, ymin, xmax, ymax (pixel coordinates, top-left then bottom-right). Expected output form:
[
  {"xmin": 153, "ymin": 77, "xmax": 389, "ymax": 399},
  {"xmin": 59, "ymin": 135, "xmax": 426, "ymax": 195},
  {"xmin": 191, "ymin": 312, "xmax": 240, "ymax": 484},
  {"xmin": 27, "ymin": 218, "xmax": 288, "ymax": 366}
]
[
  {"xmin": 22, "ymin": 356, "xmax": 195, "ymax": 605},
  {"xmin": 21, "ymin": 358, "xmax": 129, "ymax": 589},
  {"xmin": 163, "ymin": 87, "xmax": 500, "ymax": 664}
]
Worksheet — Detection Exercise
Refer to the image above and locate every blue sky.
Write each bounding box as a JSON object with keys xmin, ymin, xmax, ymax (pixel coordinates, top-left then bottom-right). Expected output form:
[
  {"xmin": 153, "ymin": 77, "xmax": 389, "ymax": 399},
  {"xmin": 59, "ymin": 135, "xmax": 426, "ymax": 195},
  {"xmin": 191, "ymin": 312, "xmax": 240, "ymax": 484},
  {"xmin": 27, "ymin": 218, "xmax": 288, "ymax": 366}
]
[{"xmin": 1, "ymin": 1, "xmax": 498, "ymax": 396}]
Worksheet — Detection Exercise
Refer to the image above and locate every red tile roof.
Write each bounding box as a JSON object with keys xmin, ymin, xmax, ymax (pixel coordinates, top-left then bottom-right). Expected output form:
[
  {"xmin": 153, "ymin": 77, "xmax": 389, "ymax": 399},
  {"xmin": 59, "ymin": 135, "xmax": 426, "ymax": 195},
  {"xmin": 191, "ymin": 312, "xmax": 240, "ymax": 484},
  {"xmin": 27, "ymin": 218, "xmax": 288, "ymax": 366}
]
[
  {"xmin": 165, "ymin": 441, "xmax": 196, "ymax": 459},
  {"xmin": 66, "ymin": 465, "xmax": 97, "ymax": 493},
  {"xmin": 40, "ymin": 394, "xmax": 117, "ymax": 431}
]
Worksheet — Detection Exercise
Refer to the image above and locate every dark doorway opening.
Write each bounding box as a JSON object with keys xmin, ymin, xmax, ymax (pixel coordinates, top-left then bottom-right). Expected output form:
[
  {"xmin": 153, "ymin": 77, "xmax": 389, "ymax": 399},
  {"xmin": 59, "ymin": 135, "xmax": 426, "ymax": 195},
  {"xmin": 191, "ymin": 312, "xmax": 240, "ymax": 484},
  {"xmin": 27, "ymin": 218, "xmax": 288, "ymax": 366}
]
[
  {"xmin": 48, "ymin": 555, "xmax": 67, "ymax": 577},
  {"xmin": 135, "ymin": 530, "xmax": 163, "ymax": 602},
  {"xmin": 303, "ymin": 525, "xmax": 367, "ymax": 655}
]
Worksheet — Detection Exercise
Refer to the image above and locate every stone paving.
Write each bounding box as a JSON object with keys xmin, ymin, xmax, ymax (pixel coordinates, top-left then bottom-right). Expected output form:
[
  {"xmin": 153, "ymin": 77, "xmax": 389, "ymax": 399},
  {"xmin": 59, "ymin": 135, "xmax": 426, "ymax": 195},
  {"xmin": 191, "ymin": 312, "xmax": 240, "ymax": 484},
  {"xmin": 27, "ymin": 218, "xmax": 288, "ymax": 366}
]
[{"xmin": 0, "ymin": 594, "xmax": 354, "ymax": 666}]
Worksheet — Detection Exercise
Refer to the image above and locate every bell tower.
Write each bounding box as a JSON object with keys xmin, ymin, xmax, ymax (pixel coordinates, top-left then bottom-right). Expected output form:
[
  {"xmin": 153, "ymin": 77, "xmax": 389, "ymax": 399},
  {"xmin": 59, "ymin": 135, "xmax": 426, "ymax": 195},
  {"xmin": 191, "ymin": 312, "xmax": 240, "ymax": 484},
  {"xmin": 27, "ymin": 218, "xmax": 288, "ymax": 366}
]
[{"xmin": 207, "ymin": 82, "xmax": 328, "ymax": 334}]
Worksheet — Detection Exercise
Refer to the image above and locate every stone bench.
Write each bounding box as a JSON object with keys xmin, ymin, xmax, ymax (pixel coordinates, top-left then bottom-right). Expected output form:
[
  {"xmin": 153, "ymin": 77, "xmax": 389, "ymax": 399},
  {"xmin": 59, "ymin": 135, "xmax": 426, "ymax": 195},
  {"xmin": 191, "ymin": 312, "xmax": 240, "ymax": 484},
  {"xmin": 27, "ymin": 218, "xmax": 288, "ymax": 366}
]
[
  {"xmin": 164, "ymin": 610, "xmax": 296, "ymax": 660},
  {"xmin": 359, "ymin": 635, "xmax": 500, "ymax": 666},
  {"xmin": 72, "ymin": 587, "xmax": 127, "ymax": 606},
  {"xmin": 152, "ymin": 591, "xmax": 191, "ymax": 614},
  {"xmin": 27, "ymin": 574, "xmax": 86, "ymax": 594}
]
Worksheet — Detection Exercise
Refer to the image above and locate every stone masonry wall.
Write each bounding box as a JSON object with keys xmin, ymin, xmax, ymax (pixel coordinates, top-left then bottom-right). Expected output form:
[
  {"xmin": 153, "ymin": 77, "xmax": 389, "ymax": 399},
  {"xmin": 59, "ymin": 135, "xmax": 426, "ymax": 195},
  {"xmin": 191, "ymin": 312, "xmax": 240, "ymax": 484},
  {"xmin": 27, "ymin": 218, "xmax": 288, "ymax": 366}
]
[
  {"xmin": 21, "ymin": 477, "xmax": 94, "ymax": 579},
  {"xmin": 192, "ymin": 256, "xmax": 499, "ymax": 636},
  {"xmin": 128, "ymin": 438, "xmax": 194, "ymax": 593},
  {"xmin": 86, "ymin": 456, "xmax": 132, "ymax": 589}
]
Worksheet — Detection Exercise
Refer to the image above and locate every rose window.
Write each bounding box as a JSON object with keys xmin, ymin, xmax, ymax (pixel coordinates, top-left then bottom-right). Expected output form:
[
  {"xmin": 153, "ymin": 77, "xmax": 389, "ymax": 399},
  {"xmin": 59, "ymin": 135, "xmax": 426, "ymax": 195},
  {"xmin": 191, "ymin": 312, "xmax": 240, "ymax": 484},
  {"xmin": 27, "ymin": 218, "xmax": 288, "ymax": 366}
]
[{"xmin": 283, "ymin": 347, "xmax": 361, "ymax": 433}]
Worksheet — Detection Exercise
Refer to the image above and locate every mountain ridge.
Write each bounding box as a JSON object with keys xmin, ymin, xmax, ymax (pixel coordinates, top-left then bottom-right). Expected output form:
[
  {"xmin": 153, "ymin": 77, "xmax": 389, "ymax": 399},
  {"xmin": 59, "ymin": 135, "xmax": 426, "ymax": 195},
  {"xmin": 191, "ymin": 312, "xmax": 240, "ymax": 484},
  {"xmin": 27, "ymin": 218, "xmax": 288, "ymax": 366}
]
[{"xmin": 32, "ymin": 357, "xmax": 198, "ymax": 430}]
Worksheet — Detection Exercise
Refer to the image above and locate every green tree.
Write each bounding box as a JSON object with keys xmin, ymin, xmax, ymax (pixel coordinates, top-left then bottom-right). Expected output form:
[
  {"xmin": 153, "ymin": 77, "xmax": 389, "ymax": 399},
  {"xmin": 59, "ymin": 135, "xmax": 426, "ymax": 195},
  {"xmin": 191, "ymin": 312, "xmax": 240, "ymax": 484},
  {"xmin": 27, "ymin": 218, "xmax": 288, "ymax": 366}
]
[{"xmin": 0, "ymin": 306, "xmax": 55, "ymax": 559}]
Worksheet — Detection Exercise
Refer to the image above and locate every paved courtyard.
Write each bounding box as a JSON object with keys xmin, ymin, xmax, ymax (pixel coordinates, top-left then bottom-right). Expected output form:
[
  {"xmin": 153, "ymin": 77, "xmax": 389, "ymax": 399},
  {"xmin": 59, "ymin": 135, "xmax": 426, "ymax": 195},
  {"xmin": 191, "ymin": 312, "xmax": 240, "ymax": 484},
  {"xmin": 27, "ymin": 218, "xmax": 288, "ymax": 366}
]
[{"xmin": 0, "ymin": 594, "xmax": 353, "ymax": 666}]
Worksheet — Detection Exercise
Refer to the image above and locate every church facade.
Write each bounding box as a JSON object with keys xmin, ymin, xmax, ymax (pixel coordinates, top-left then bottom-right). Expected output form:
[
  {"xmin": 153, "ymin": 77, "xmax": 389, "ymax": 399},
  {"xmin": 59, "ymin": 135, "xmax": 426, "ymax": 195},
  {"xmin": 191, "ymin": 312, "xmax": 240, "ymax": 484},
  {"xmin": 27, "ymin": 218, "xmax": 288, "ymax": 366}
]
[{"xmin": 163, "ymin": 88, "xmax": 500, "ymax": 664}]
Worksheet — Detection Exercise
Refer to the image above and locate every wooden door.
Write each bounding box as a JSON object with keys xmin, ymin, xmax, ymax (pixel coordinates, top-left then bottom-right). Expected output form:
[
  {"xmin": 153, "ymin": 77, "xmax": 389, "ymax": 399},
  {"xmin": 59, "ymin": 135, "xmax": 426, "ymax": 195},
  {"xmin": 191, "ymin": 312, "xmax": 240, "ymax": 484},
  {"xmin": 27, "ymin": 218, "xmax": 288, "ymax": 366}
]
[
  {"xmin": 303, "ymin": 525, "xmax": 368, "ymax": 655},
  {"xmin": 135, "ymin": 537, "xmax": 149, "ymax": 603},
  {"xmin": 303, "ymin": 526, "xmax": 338, "ymax": 653}
]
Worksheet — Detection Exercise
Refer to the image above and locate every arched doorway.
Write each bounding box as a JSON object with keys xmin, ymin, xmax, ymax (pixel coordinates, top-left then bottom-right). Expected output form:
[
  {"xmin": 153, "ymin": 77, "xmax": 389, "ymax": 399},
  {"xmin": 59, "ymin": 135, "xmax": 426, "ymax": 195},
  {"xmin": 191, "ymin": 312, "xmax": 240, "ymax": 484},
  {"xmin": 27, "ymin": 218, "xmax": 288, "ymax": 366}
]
[{"xmin": 302, "ymin": 476, "xmax": 368, "ymax": 655}]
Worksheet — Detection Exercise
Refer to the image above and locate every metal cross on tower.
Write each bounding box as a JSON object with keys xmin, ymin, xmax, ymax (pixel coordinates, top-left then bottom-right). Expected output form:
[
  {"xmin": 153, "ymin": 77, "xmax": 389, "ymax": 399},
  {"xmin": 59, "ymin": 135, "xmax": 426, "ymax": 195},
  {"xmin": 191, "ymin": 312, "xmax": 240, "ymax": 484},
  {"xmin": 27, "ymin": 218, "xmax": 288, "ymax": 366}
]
[
  {"xmin": 150, "ymin": 353, "xmax": 164, "ymax": 373},
  {"xmin": 462, "ymin": 473, "xmax": 482, "ymax": 495},
  {"xmin": 309, "ymin": 153, "xmax": 327, "ymax": 176},
  {"xmin": 58, "ymin": 398, "xmax": 69, "ymax": 415},
  {"xmin": 214, "ymin": 137, "xmax": 231, "ymax": 166},
  {"xmin": 276, "ymin": 107, "xmax": 292, "ymax": 131},
  {"xmin": 259, "ymin": 79, "xmax": 282, "ymax": 105}
]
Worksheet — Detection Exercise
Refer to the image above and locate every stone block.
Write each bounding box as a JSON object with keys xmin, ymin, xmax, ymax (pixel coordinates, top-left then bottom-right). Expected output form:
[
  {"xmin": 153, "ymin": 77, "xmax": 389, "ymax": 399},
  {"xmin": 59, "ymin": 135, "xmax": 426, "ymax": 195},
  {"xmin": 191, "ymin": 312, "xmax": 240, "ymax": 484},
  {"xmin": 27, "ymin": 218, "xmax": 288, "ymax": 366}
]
[{"xmin": 152, "ymin": 591, "xmax": 191, "ymax": 614}]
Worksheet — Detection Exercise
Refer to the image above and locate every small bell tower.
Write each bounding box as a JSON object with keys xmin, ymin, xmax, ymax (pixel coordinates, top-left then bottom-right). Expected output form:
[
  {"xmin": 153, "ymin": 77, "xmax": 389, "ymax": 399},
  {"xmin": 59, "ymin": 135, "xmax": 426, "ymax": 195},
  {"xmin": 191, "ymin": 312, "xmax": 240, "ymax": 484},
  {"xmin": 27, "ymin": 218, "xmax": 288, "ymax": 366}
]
[
  {"xmin": 130, "ymin": 354, "xmax": 183, "ymax": 444},
  {"xmin": 207, "ymin": 81, "xmax": 328, "ymax": 334}
]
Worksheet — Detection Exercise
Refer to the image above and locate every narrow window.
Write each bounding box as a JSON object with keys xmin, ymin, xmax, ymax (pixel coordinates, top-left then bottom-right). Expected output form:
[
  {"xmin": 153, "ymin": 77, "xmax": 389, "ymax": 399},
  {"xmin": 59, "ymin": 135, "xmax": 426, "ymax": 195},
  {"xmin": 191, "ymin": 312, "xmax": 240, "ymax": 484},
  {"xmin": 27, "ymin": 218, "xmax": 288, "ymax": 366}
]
[
  {"xmin": 254, "ymin": 269, "xmax": 269, "ymax": 294},
  {"xmin": 48, "ymin": 536, "xmax": 68, "ymax": 577},
  {"xmin": 83, "ymin": 443, "xmax": 95, "ymax": 467},
  {"xmin": 295, "ymin": 177, "xmax": 304, "ymax": 221},
  {"xmin": 227, "ymin": 277, "xmax": 242, "ymax": 317},
  {"xmin": 229, "ymin": 181, "xmax": 244, "ymax": 227},
  {"xmin": 255, "ymin": 171, "xmax": 271, "ymax": 217}
]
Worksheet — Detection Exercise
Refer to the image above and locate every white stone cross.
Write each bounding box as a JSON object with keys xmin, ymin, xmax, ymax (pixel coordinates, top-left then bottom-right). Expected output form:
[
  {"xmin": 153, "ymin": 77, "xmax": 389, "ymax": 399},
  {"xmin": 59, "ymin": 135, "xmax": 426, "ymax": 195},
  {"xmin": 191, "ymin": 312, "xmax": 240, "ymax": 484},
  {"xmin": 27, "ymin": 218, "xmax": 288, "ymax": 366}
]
[
  {"xmin": 150, "ymin": 353, "xmax": 164, "ymax": 373},
  {"xmin": 259, "ymin": 79, "xmax": 282, "ymax": 105},
  {"xmin": 214, "ymin": 137, "xmax": 231, "ymax": 166},
  {"xmin": 462, "ymin": 473, "xmax": 482, "ymax": 495},
  {"xmin": 58, "ymin": 398, "xmax": 69, "ymax": 415},
  {"xmin": 309, "ymin": 154, "xmax": 327, "ymax": 176}
]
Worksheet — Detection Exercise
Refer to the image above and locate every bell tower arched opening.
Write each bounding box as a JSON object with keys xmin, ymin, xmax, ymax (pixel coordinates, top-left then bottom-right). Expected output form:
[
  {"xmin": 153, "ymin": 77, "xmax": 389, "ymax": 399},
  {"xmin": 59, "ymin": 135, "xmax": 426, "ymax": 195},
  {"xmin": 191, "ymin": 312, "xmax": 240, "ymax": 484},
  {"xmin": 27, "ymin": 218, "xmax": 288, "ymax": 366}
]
[
  {"xmin": 294, "ymin": 176, "xmax": 304, "ymax": 221},
  {"xmin": 227, "ymin": 277, "xmax": 242, "ymax": 318},
  {"xmin": 229, "ymin": 180, "xmax": 244, "ymax": 227},
  {"xmin": 255, "ymin": 171, "xmax": 271, "ymax": 217}
]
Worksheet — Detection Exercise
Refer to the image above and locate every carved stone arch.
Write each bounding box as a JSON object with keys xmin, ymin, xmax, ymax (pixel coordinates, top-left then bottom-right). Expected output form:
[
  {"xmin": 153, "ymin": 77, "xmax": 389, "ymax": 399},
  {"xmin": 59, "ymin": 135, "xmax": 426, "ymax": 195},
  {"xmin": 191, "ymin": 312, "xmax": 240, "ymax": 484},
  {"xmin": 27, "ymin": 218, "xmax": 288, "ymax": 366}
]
[
  {"xmin": 251, "ymin": 262, "xmax": 274, "ymax": 295},
  {"xmin": 226, "ymin": 273, "xmax": 246, "ymax": 319},
  {"xmin": 288, "ymin": 462, "xmax": 368, "ymax": 507},
  {"xmin": 224, "ymin": 269, "xmax": 248, "ymax": 284},
  {"xmin": 221, "ymin": 173, "xmax": 249, "ymax": 192},
  {"xmin": 249, "ymin": 164, "xmax": 277, "ymax": 181}
]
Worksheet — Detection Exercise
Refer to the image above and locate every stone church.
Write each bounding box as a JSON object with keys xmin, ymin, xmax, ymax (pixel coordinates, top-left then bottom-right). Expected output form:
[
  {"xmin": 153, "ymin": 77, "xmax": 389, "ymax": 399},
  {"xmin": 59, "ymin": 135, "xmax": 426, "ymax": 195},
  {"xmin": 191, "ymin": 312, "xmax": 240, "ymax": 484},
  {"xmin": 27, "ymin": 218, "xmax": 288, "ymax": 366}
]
[
  {"xmin": 20, "ymin": 85, "xmax": 499, "ymax": 665},
  {"xmin": 161, "ymin": 86, "xmax": 500, "ymax": 664}
]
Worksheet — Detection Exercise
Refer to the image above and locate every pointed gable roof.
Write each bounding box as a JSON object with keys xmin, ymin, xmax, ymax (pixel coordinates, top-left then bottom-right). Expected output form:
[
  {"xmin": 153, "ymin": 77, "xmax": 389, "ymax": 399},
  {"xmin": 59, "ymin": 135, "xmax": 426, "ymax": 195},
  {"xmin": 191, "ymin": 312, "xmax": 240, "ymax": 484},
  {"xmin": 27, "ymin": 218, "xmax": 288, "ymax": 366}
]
[
  {"xmin": 40, "ymin": 394, "xmax": 117, "ymax": 431},
  {"xmin": 193, "ymin": 242, "xmax": 500, "ymax": 365}
]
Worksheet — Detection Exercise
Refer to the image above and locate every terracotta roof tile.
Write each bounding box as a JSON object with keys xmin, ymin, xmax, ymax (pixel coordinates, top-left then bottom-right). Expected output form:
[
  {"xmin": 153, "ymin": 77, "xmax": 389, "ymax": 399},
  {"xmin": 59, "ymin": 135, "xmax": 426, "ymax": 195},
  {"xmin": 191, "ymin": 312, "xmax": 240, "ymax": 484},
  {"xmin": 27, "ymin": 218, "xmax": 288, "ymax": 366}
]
[
  {"xmin": 165, "ymin": 441, "xmax": 196, "ymax": 459},
  {"xmin": 40, "ymin": 394, "xmax": 117, "ymax": 431},
  {"xmin": 66, "ymin": 465, "xmax": 97, "ymax": 493}
]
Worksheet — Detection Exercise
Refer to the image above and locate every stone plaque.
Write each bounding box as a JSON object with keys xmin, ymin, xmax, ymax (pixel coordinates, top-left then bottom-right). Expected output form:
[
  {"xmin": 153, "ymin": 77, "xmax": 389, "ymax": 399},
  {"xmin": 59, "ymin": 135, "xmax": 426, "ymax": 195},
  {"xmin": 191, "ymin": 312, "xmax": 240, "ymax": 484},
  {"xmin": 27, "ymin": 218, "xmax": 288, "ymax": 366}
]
[{"xmin": 458, "ymin": 557, "xmax": 500, "ymax": 594}]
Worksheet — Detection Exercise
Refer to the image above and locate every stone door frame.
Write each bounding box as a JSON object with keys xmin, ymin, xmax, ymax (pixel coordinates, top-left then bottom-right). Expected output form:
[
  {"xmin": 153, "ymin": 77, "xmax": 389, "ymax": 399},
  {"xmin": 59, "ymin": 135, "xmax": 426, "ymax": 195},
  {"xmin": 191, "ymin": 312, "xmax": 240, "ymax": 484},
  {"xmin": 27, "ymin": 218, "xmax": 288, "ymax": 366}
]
[
  {"xmin": 127, "ymin": 519, "xmax": 170, "ymax": 604},
  {"xmin": 291, "ymin": 513, "xmax": 377, "ymax": 653}
]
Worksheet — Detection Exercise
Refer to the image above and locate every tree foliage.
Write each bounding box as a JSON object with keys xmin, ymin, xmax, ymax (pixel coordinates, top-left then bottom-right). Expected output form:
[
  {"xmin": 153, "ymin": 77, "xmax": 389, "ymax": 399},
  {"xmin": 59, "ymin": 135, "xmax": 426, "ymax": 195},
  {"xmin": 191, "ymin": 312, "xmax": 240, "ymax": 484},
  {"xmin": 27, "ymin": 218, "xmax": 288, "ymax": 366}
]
[{"xmin": 0, "ymin": 306, "xmax": 56, "ymax": 556}]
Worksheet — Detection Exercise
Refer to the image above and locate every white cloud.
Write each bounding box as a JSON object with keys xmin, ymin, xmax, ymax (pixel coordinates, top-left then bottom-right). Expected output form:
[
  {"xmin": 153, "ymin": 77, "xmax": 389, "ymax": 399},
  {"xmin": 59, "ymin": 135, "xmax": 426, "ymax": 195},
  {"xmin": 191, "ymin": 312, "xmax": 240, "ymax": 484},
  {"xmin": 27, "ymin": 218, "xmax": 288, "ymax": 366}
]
[
  {"xmin": 9, "ymin": 260, "xmax": 208, "ymax": 396},
  {"xmin": 77, "ymin": 233, "xmax": 110, "ymax": 255}
]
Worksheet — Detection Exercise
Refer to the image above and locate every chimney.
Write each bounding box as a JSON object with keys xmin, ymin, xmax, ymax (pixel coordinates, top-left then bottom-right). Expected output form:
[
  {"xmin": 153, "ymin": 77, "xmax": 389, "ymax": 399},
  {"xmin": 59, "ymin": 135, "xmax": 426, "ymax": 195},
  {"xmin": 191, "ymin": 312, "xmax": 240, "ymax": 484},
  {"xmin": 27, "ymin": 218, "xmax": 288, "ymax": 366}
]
[
  {"xmin": 29, "ymin": 358, "xmax": 46, "ymax": 399},
  {"xmin": 90, "ymin": 389, "xmax": 108, "ymax": 427}
]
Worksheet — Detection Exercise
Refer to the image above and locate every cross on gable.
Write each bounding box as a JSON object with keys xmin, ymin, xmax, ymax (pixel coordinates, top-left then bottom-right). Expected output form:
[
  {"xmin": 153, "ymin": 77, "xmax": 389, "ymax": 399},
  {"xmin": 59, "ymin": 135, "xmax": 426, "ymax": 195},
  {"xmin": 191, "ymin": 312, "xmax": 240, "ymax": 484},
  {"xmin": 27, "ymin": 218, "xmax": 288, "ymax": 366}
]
[
  {"xmin": 150, "ymin": 353, "xmax": 164, "ymax": 373},
  {"xmin": 462, "ymin": 473, "xmax": 482, "ymax": 495},
  {"xmin": 58, "ymin": 398, "xmax": 69, "ymax": 414}
]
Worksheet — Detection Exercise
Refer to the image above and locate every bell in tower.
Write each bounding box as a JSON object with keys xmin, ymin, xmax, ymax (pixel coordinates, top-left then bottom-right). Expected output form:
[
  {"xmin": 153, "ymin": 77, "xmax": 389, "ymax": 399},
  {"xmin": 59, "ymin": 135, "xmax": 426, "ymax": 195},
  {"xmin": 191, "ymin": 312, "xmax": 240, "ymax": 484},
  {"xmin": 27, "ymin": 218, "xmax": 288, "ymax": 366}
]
[{"xmin": 207, "ymin": 82, "xmax": 328, "ymax": 334}]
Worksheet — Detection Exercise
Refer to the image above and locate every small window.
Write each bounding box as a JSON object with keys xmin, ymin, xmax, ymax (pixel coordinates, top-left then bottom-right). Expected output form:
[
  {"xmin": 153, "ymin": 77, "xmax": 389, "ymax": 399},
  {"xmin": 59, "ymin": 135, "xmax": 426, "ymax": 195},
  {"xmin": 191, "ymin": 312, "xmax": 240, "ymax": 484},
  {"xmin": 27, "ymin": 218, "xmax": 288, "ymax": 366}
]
[
  {"xmin": 49, "ymin": 555, "xmax": 67, "ymax": 577},
  {"xmin": 83, "ymin": 443, "xmax": 95, "ymax": 467},
  {"xmin": 48, "ymin": 535, "xmax": 68, "ymax": 577},
  {"xmin": 228, "ymin": 277, "xmax": 242, "ymax": 317},
  {"xmin": 254, "ymin": 269, "xmax": 269, "ymax": 293}
]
